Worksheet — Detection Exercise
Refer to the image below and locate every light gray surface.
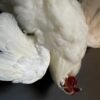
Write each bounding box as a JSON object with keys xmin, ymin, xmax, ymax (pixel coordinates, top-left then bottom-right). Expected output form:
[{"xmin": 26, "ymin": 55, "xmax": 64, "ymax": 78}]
[{"xmin": 0, "ymin": 48, "xmax": 100, "ymax": 100}]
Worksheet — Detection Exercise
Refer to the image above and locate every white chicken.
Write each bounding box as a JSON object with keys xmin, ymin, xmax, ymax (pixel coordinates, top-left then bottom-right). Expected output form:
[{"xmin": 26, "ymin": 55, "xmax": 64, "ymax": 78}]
[
  {"xmin": 0, "ymin": 12, "xmax": 50, "ymax": 84},
  {"xmin": 43, "ymin": 0, "xmax": 88, "ymax": 95},
  {"xmin": 80, "ymin": 0, "xmax": 100, "ymax": 48},
  {"xmin": 0, "ymin": 0, "xmax": 88, "ymax": 95}
]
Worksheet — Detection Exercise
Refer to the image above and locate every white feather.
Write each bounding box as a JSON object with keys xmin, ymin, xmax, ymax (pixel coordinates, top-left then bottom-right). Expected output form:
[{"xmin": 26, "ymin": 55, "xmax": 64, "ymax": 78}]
[
  {"xmin": 0, "ymin": 13, "xmax": 50, "ymax": 84},
  {"xmin": 81, "ymin": 0, "xmax": 100, "ymax": 48},
  {"xmin": 0, "ymin": 0, "xmax": 88, "ymax": 92},
  {"xmin": 43, "ymin": 0, "xmax": 88, "ymax": 88},
  {"xmin": 12, "ymin": 0, "xmax": 88, "ymax": 89}
]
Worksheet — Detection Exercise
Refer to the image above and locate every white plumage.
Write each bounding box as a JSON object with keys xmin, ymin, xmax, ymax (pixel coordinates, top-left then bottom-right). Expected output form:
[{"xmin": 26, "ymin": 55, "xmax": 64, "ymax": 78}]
[
  {"xmin": 43, "ymin": 0, "xmax": 88, "ymax": 94},
  {"xmin": 0, "ymin": 13, "xmax": 50, "ymax": 84},
  {"xmin": 0, "ymin": 0, "xmax": 88, "ymax": 94},
  {"xmin": 80, "ymin": 0, "xmax": 100, "ymax": 48}
]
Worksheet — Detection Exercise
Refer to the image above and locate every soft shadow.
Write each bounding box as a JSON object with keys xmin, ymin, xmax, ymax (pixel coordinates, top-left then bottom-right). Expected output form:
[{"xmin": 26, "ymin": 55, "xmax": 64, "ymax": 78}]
[
  {"xmin": 85, "ymin": 47, "xmax": 91, "ymax": 54},
  {"xmin": 0, "ymin": 81, "xmax": 12, "ymax": 94},
  {"xmin": 0, "ymin": 11, "xmax": 2, "ymax": 13},
  {"xmin": 30, "ymin": 69, "xmax": 53, "ymax": 96}
]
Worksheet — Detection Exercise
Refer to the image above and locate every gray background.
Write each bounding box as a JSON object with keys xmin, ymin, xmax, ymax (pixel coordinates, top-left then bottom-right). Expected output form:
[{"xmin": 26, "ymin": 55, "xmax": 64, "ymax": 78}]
[{"xmin": 0, "ymin": 48, "xmax": 100, "ymax": 100}]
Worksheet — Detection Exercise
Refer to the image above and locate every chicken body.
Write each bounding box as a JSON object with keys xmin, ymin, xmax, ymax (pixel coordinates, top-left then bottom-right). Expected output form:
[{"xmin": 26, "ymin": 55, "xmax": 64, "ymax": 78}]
[
  {"xmin": 42, "ymin": 0, "xmax": 88, "ymax": 94},
  {"xmin": 80, "ymin": 0, "xmax": 100, "ymax": 48}
]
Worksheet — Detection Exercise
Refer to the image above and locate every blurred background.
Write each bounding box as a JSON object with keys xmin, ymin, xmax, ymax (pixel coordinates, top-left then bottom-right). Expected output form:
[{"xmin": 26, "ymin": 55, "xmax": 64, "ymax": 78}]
[{"xmin": 0, "ymin": 48, "xmax": 100, "ymax": 100}]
